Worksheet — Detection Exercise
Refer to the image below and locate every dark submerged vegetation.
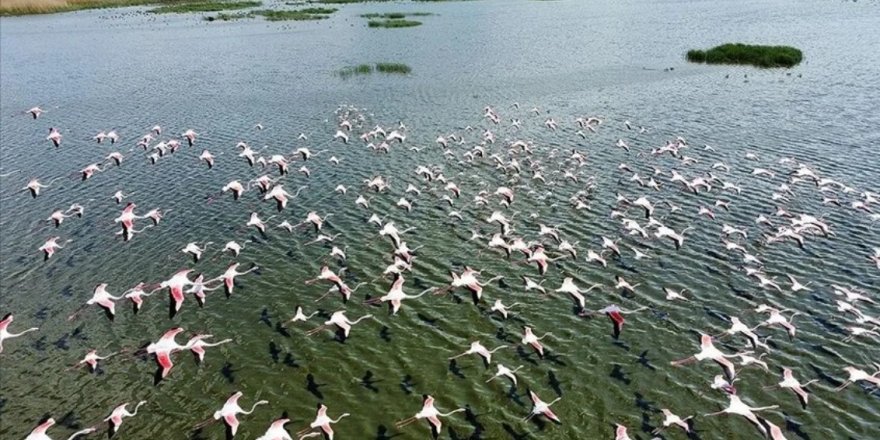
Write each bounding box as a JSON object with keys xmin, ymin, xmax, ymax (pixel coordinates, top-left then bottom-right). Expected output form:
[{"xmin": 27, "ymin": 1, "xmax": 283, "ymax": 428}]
[{"xmin": 686, "ymin": 43, "xmax": 803, "ymax": 68}]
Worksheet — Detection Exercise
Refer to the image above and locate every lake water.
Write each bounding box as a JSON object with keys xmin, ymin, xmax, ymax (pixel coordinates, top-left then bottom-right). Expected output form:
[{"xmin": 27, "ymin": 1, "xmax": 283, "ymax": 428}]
[{"xmin": 1, "ymin": 0, "xmax": 879, "ymax": 438}]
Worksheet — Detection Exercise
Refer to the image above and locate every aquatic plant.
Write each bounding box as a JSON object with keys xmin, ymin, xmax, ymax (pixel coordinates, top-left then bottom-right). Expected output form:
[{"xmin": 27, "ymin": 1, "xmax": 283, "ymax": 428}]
[
  {"xmin": 255, "ymin": 8, "xmax": 331, "ymax": 20},
  {"xmin": 337, "ymin": 62, "xmax": 411, "ymax": 78},
  {"xmin": 360, "ymin": 12, "xmax": 432, "ymax": 18},
  {"xmin": 686, "ymin": 43, "xmax": 803, "ymax": 68},
  {"xmin": 150, "ymin": 1, "xmax": 260, "ymax": 14},
  {"xmin": 205, "ymin": 11, "xmax": 254, "ymax": 20},
  {"xmin": 367, "ymin": 18, "xmax": 421, "ymax": 28},
  {"xmin": 375, "ymin": 62, "xmax": 412, "ymax": 74}
]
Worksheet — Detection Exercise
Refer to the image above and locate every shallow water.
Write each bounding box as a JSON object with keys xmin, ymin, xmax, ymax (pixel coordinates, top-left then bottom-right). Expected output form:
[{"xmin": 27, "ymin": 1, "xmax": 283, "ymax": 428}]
[{"xmin": 1, "ymin": 0, "xmax": 879, "ymax": 439}]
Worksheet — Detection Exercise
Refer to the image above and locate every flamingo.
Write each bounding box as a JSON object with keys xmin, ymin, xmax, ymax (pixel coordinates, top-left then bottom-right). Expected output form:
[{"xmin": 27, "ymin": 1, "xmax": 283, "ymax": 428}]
[
  {"xmin": 652, "ymin": 408, "xmax": 692, "ymax": 434},
  {"xmin": 104, "ymin": 401, "xmax": 147, "ymax": 436},
  {"xmin": 521, "ymin": 326, "xmax": 553, "ymax": 358},
  {"xmin": 0, "ymin": 314, "xmax": 39, "ymax": 354},
  {"xmin": 486, "ymin": 363, "xmax": 524, "ymax": 385},
  {"xmin": 395, "ymin": 395, "xmax": 465, "ymax": 436},
  {"xmin": 255, "ymin": 418, "xmax": 292, "ymax": 440},
  {"xmin": 365, "ymin": 275, "xmax": 433, "ymax": 314},
  {"xmin": 181, "ymin": 242, "xmax": 211, "ymax": 262},
  {"xmin": 71, "ymin": 283, "xmax": 122, "ymax": 320},
  {"xmin": 306, "ymin": 311, "xmax": 373, "ymax": 338},
  {"xmin": 296, "ymin": 404, "xmax": 350, "ymax": 440},
  {"xmin": 46, "ymin": 127, "xmax": 62, "ymax": 147},
  {"xmin": 595, "ymin": 304, "xmax": 648, "ymax": 339},
  {"xmin": 185, "ymin": 334, "xmax": 232, "ymax": 362},
  {"xmin": 833, "ymin": 364, "xmax": 880, "ymax": 391},
  {"xmin": 765, "ymin": 367, "xmax": 818, "ymax": 408},
  {"xmin": 211, "ymin": 263, "xmax": 258, "ymax": 296},
  {"xmin": 212, "ymin": 392, "xmax": 268, "ymax": 437},
  {"xmin": 524, "ymin": 390, "xmax": 561, "ymax": 423},
  {"xmin": 27, "ymin": 106, "xmax": 44, "ymax": 119},
  {"xmin": 289, "ymin": 306, "xmax": 318, "ymax": 323},
  {"xmin": 671, "ymin": 334, "xmax": 738, "ymax": 380},
  {"xmin": 39, "ymin": 236, "xmax": 66, "ymax": 260},
  {"xmin": 703, "ymin": 394, "xmax": 778, "ymax": 436},
  {"xmin": 448, "ymin": 340, "xmax": 507, "ymax": 365},
  {"xmin": 123, "ymin": 283, "xmax": 153, "ymax": 313},
  {"xmin": 145, "ymin": 327, "xmax": 188, "ymax": 378},
  {"xmin": 158, "ymin": 269, "xmax": 194, "ymax": 314},
  {"xmin": 25, "ymin": 418, "xmax": 95, "ymax": 440}
]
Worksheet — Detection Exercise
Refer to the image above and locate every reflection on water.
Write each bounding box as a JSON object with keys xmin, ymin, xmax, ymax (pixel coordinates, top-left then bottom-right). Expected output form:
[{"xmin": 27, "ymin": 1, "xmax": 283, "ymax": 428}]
[{"xmin": 1, "ymin": 0, "xmax": 879, "ymax": 438}]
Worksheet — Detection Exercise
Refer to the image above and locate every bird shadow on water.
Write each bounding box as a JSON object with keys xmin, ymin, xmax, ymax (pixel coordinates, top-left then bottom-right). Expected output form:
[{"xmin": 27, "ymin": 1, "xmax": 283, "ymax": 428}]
[
  {"xmin": 306, "ymin": 373, "xmax": 325, "ymax": 399},
  {"xmin": 274, "ymin": 322, "xmax": 291, "ymax": 338},
  {"xmin": 547, "ymin": 371, "xmax": 563, "ymax": 397},
  {"xmin": 783, "ymin": 416, "xmax": 812, "ymax": 440},
  {"xmin": 361, "ymin": 370, "xmax": 381, "ymax": 393},
  {"xmin": 634, "ymin": 350, "xmax": 657, "ymax": 371},
  {"xmin": 501, "ymin": 423, "xmax": 529, "ymax": 440},
  {"xmin": 448, "ymin": 359, "xmax": 467, "ymax": 379},
  {"xmin": 375, "ymin": 424, "xmax": 400, "ymax": 440},
  {"xmin": 609, "ymin": 364, "xmax": 631, "ymax": 385},
  {"xmin": 220, "ymin": 362, "xmax": 236, "ymax": 383},
  {"xmin": 259, "ymin": 308, "xmax": 272, "ymax": 328},
  {"xmin": 379, "ymin": 325, "xmax": 392, "ymax": 342},
  {"xmin": 400, "ymin": 375, "xmax": 415, "ymax": 394},
  {"xmin": 449, "ymin": 405, "xmax": 484, "ymax": 439}
]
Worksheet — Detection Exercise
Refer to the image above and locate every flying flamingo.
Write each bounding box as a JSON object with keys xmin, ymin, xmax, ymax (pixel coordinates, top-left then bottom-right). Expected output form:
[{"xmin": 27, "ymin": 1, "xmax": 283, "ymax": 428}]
[
  {"xmin": 703, "ymin": 394, "xmax": 778, "ymax": 436},
  {"xmin": 441, "ymin": 267, "xmax": 503, "ymax": 303},
  {"xmin": 24, "ymin": 178, "xmax": 59, "ymax": 198},
  {"xmin": 208, "ymin": 263, "xmax": 258, "ymax": 296},
  {"xmin": 593, "ymin": 304, "xmax": 648, "ymax": 339},
  {"xmin": 181, "ymin": 242, "xmax": 211, "ymax": 262},
  {"xmin": 652, "ymin": 408, "xmax": 692, "ymax": 434},
  {"xmin": 72, "ymin": 349, "xmax": 118, "ymax": 373},
  {"xmin": 289, "ymin": 305, "xmax": 318, "ymax": 324},
  {"xmin": 185, "ymin": 334, "xmax": 232, "ymax": 362},
  {"xmin": 27, "ymin": 106, "xmax": 44, "ymax": 119},
  {"xmin": 395, "ymin": 395, "xmax": 465, "ymax": 437},
  {"xmin": 670, "ymin": 334, "xmax": 739, "ymax": 380},
  {"xmin": 305, "ymin": 266, "xmax": 352, "ymax": 301},
  {"xmin": 145, "ymin": 327, "xmax": 188, "ymax": 379},
  {"xmin": 0, "ymin": 314, "xmax": 39, "ymax": 354},
  {"xmin": 521, "ymin": 326, "xmax": 553, "ymax": 358},
  {"xmin": 764, "ymin": 367, "xmax": 818, "ymax": 408},
  {"xmin": 833, "ymin": 364, "xmax": 880, "ymax": 391},
  {"xmin": 104, "ymin": 401, "xmax": 147, "ymax": 436},
  {"xmin": 614, "ymin": 424, "xmax": 632, "ymax": 440},
  {"xmin": 212, "ymin": 391, "xmax": 268, "ymax": 437},
  {"xmin": 555, "ymin": 277, "xmax": 600, "ymax": 311},
  {"xmin": 255, "ymin": 418, "xmax": 292, "ymax": 440},
  {"xmin": 186, "ymin": 274, "xmax": 223, "ymax": 307},
  {"xmin": 486, "ymin": 363, "xmax": 524, "ymax": 385},
  {"xmin": 296, "ymin": 404, "xmax": 350, "ymax": 440},
  {"xmin": 25, "ymin": 418, "xmax": 95, "ymax": 440},
  {"xmin": 39, "ymin": 236, "xmax": 67, "ymax": 260},
  {"xmin": 524, "ymin": 390, "xmax": 561, "ymax": 423},
  {"xmin": 158, "ymin": 269, "xmax": 194, "ymax": 315},
  {"xmin": 364, "ymin": 275, "xmax": 434, "ymax": 314},
  {"xmin": 306, "ymin": 311, "xmax": 373, "ymax": 339},
  {"xmin": 46, "ymin": 127, "xmax": 62, "ymax": 147},
  {"xmin": 490, "ymin": 299, "xmax": 520, "ymax": 319},
  {"xmin": 449, "ymin": 341, "xmax": 507, "ymax": 365},
  {"xmin": 69, "ymin": 283, "xmax": 122, "ymax": 320},
  {"xmin": 123, "ymin": 283, "xmax": 153, "ymax": 313}
]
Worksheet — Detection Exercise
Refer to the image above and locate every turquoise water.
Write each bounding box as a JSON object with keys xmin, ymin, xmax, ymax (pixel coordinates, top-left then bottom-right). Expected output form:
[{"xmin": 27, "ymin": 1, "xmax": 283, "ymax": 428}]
[{"xmin": 1, "ymin": 0, "xmax": 879, "ymax": 439}]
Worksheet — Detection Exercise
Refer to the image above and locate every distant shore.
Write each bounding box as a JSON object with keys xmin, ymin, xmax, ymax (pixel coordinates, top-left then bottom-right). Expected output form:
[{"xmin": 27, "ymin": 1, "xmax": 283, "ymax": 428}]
[{"xmin": 0, "ymin": 0, "xmax": 156, "ymax": 16}]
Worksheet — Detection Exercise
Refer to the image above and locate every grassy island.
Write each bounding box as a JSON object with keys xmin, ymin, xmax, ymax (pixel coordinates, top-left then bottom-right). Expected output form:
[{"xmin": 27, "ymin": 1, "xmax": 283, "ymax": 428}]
[
  {"xmin": 686, "ymin": 43, "xmax": 803, "ymax": 68},
  {"xmin": 337, "ymin": 62, "xmax": 411, "ymax": 78}
]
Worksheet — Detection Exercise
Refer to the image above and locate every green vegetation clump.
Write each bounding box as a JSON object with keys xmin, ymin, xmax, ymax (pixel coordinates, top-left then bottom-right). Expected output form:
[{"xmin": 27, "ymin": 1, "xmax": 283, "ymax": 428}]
[
  {"xmin": 337, "ymin": 62, "xmax": 411, "ymax": 78},
  {"xmin": 360, "ymin": 12, "xmax": 432, "ymax": 18},
  {"xmin": 205, "ymin": 11, "xmax": 254, "ymax": 20},
  {"xmin": 376, "ymin": 62, "xmax": 411, "ymax": 74},
  {"xmin": 150, "ymin": 0, "xmax": 260, "ymax": 13},
  {"xmin": 255, "ymin": 8, "xmax": 333, "ymax": 20},
  {"xmin": 368, "ymin": 18, "xmax": 421, "ymax": 28},
  {"xmin": 686, "ymin": 43, "xmax": 803, "ymax": 68}
]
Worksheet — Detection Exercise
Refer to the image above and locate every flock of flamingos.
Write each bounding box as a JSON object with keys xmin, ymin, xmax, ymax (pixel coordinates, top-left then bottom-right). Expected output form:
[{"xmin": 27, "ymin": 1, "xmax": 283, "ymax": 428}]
[{"xmin": 2, "ymin": 102, "xmax": 879, "ymax": 440}]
